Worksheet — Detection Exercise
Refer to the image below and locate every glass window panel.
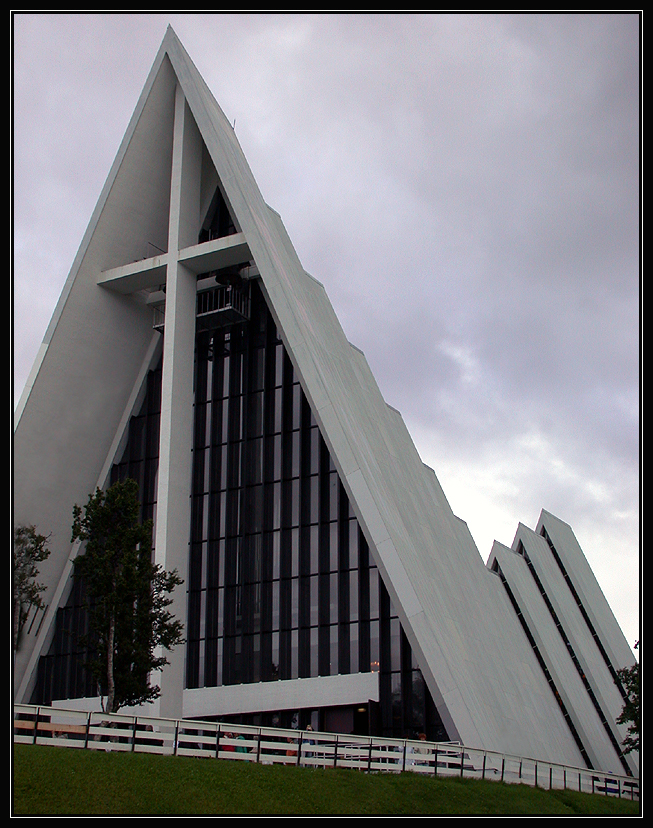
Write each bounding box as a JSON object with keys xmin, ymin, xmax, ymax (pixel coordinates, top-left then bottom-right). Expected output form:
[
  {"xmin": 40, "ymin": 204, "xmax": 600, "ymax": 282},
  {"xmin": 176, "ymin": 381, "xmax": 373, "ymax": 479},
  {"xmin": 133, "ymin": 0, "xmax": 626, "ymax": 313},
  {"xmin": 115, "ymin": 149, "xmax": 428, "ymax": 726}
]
[
  {"xmin": 219, "ymin": 492, "xmax": 227, "ymax": 538},
  {"xmin": 310, "ymin": 428, "xmax": 320, "ymax": 475},
  {"xmin": 209, "ymin": 587, "xmax": 224, "ymax": 638},
  {"xmin": 310, "ymin": 525, "xmax": 319, "ymax": 574},
  {"xmin": 310, "ymin": 575, "xmax": 319, "ymax": 626},
  {"xmin": 330, "ymin": 523, "xmax": 339, "ymax": 571},
  {"xmin": 291, "ymin": 579, "xmax": 299, "ymax": 628},
  {"xmin": 330, "ymin": 625, "xmax": 339, "ymax": 676},
  {"xmin": 291, "ymin": 479, "xmax": 300, "ymax": 526},
  {"xmin": 216, "ymin": 637, "xmax": 223, "ymax": 686},
  {"xmin": 310, "ymin": 626, "xmax": 319, "ymax": 676},
  {"xmin": 217, "ymin": 540, "xmax": 226, "ymax": 588},
  {"xmin": 330, "ymin": 573, "xmax": 338, "ymax": 625},
  {"xmin": 329, "ymin": 472, "xmax": 339, "ymax": 521},
  {"xmin": 350, "ymin": 623, "xmax": 359, "ymax": 674},
  {"xmin": 252, "ymin": 348, "xmax": 265, "ymax": 392},
  {"xmin": 349, "ymin": 570, "xmax": 359, "ymax": 621},
  {"xmin": 228, "ymin": 441, "xmax": 242, "ymax": 488},
  {"xmin": 310, "ymin": 475, "xmax": 319, "ymax": 524},
  {"xmin": 370, "ymin": 620, "xmax": 380, "ymax": 672},
  {"xmin": 250, "ymin": 534, "xmax": 263, "ymax": 587},
  {"xmin": 221, "ymin": 398, "xmax": 230, "ymax": 442},
  {"xmin": 275, "ymin": 343, "xmax": 284, "ymax": 387},
  {"xmin": 247, "ymin": 437, "xmax": 263, "ymax": 484},
  {"xmin": 273, "ymin": 434, "xmax": 282, "ymax": 481},
  {"xmin": 291, "ymin": 431, "xmax": 300, "ymax": 477},
  {"xmin": 292, "ymin": 384, "xmax": 301, "ymax": 430},
  {"xmin": 203, "ymin": 448, "xmax": 211, "ymax": 492},
  {"xmin": 390, "ymin": 617, "xmax": 401, "ymax": 672},
  {"xmin": 291, "ymin": 528, "xmax": 300, "ymax": 578},
  {"xmin": 233, "ymin": 397, "xmax": 244, "ymax": 442},
  {"xmin": 391, "ymin": 672, "xmax": 402, "ymax": 709},
  {"xmin": 271, "ymin": 631, "xmax": 280, "ymax": 679},
  {"xmin": 272, "ymin": 481, "xmax": 281, "ymax": 530},
  {"xmin": 274, "ymin": 387, "xmax": 283, "ymax": 433},
  {"xmin": 205, "ymin": 357, "xmax": 214, "ymax": 403},
  {"xmin": 244, "ymin": 391, "xmax": 261, "ymax": 438},
  {"xmin": 272, "ymin": 582, "xmax": 280, "ymax": 631},
  {"xmin": 201, "ymin": 493, "xmax": 210, "ymax": 540},
  {"xmin": 272, "ymin": 531, "xmax": 281, "ymax": 581},
  {"xmin": 202, "ymin": 403, "xmax": 212, "ymax": 448},
  {"xmin": 349, "ymin": 519, "xmax": 359, "ymax": 559},
  {"xmin": 250, "ymin": 633, "xmax": 261, "ymax": 682},
  {"xmin": 220, "ymin": 445, "xmax": 228, "ymax": 489},
  {"xmin": 222, "ymin": 355, "xmax": 231, "ymax": 398},
  {"xmin": 369, "ymin": 568, "xmax": 379, "ymax": 620},
  {"xmin": 291, "ymin": 628, "xmax": 299, "ymax": 679},
  {"xmin": 249, "ymin": 485, "xmax": 263, "ymax": 533}
]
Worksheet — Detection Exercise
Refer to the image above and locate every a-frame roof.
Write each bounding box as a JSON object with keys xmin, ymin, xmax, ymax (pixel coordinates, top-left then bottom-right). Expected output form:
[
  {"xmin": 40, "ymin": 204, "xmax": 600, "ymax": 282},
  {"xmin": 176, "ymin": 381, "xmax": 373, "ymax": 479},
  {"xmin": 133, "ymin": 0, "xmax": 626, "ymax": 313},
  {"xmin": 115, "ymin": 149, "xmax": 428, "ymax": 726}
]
[
  {"xmin": 158, "ymin": 28, "xmax": 589, "ymax": 758},
  {"xmin": 14, "ymin": 27, "xmax": 590, "ymax": 764}
]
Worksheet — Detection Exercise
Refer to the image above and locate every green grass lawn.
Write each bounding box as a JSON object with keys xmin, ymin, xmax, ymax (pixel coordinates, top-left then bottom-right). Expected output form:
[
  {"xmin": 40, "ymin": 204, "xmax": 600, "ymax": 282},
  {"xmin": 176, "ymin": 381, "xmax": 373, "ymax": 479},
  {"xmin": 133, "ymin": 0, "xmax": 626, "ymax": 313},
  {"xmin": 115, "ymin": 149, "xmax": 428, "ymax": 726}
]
[{"xmin": 13, "ymin": 744, "xmax": 640, "ymax": 816}]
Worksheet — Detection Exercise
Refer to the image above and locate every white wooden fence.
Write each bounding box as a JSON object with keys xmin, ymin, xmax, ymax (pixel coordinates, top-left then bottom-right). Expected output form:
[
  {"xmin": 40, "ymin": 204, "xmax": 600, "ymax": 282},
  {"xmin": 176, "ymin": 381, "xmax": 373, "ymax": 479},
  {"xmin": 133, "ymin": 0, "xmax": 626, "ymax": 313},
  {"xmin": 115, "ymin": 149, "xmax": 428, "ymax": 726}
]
[{"xmin": 13, "ymin": 703, "xmax": 639, "ymax": 801}]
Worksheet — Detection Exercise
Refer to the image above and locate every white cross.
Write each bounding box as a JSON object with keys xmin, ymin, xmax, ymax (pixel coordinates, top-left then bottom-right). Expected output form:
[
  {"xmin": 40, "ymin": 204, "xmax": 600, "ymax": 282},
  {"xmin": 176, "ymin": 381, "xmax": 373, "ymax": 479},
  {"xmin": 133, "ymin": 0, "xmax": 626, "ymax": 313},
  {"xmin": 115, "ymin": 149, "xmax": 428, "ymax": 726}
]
[{"xmin": 96, "ymin": 82, "xmax": 252, "ymax": 718}]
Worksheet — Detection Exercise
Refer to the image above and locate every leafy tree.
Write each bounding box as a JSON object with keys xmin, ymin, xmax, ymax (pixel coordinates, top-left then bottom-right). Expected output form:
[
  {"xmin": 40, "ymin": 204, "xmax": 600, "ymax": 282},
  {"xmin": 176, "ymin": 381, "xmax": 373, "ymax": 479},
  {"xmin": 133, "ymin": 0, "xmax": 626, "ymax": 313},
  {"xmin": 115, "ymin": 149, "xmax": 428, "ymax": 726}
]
[
  {"xmin": 71, "ymin": 478, "xmax": 184, "ymax": 714},
  {"xmin": 13, "ymin": 525, "xmax": 51, "ymax": 651},
  {"xmin": 615, "ymin": 642, "xmax": 640, "ymax": 755}
]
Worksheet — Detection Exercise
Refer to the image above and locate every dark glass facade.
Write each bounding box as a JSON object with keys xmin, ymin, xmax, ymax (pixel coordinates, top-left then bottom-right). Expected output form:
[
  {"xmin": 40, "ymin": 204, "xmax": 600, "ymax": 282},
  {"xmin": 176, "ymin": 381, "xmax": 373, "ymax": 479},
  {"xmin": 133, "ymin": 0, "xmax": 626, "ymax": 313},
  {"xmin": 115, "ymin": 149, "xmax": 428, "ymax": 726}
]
[
  {"xmin": 32, "ymin": 281, "xmax": 448, "ymax": 741},
  {"xmin": 32, "ymin": 363, "xmax": 163, "ymax": 705}
]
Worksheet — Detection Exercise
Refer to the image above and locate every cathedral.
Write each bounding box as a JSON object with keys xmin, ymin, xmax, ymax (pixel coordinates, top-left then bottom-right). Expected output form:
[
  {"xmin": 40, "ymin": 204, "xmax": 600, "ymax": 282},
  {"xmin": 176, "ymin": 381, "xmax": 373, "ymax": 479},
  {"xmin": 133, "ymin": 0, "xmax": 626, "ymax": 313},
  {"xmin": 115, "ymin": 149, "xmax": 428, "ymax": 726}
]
[{"xmin": 13, "ymin": 27, "xmax": 638, "ymax": 777}]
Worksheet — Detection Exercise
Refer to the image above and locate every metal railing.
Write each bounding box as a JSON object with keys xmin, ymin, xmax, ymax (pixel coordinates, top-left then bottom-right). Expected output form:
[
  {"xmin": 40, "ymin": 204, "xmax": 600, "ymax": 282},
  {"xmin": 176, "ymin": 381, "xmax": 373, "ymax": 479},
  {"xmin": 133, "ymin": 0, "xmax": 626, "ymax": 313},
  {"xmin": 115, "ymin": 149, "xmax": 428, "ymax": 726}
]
[
  {"xmin": 196, "ymin": 283, "xmax": 250, "ymax": 324},
  {"xmin": 13, "ymin": 704, "xmax": 638, "ymax": 801},
  {"xmin": 152, "ymin": 283, "xmax": 251, "ymax": 333}
]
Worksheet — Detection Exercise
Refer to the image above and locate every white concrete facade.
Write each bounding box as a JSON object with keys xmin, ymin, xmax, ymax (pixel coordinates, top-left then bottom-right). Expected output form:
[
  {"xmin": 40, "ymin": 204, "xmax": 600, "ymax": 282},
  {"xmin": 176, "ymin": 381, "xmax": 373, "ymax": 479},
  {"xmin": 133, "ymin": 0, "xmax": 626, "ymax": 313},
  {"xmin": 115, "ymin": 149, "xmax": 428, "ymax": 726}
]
[
  {"xmin": 14, "ymin": 28, "xmax": 637, "ymax": 776},
  {"xmin": 488, "ymin": 511, "xmax": 638, "ymax": 776}
]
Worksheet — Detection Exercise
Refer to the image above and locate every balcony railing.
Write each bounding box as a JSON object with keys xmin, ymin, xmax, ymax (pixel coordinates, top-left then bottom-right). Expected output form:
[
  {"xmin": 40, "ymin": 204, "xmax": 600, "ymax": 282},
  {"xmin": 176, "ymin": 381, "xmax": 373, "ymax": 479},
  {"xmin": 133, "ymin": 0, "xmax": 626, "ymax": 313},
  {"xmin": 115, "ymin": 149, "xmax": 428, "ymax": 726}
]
[
  {"xmin": 196, "ymin": 283, "xmax": 250, "ymax": 330},
  {"xmin": 13, "ymin": 704, "xmax": 639, "ymax": 800},
  {"xmin": 152, "ymin": 283, "xmax": 251, "ymax": 333}
]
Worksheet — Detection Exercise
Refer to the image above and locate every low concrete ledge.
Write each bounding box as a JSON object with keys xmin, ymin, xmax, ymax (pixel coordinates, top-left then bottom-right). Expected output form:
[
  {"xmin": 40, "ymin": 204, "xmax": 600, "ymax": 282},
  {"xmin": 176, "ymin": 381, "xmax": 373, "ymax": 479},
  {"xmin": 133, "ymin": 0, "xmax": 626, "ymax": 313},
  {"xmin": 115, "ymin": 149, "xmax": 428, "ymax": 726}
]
[{"xmin": 182, "ymin": 672, "xmax": 380, "ymax": 720}]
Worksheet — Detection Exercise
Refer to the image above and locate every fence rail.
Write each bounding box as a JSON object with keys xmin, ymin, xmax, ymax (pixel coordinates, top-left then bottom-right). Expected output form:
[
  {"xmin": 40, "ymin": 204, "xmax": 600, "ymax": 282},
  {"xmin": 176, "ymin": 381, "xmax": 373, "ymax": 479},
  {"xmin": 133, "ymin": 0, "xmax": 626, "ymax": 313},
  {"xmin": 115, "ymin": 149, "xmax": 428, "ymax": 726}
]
[{"xmin": 13, "ymin": 704, "xmax": 638, "ymax": 801}]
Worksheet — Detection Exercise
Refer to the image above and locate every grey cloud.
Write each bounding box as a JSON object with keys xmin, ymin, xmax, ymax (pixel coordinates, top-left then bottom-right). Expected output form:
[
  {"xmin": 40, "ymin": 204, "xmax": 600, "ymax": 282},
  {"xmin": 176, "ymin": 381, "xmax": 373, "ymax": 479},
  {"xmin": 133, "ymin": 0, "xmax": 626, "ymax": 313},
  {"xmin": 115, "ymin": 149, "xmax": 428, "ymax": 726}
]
[{"xmin": 12, "ymin": 12, "xmax": 640, "ymax": 646}]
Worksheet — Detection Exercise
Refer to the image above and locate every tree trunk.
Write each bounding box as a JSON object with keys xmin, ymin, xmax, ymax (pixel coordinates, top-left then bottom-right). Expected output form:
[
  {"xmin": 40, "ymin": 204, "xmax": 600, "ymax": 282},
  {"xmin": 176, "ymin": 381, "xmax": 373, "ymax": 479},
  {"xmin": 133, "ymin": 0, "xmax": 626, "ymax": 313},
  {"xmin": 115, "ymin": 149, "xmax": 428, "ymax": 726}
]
[
  {"xmin": 106, "ymin": 611, "xmax": 116, "ymax": 714},
  {"xmin": 13, "ymin": 598, "xmax": 21, "ymax": 653}
]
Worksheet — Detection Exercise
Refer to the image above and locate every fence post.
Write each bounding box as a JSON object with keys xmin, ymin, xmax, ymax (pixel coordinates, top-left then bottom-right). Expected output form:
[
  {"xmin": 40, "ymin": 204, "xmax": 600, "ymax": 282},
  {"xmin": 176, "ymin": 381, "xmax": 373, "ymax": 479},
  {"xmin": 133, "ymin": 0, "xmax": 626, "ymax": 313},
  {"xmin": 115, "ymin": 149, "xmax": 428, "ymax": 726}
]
[
  {"xmin": 433, "ymin": 746, "xmax": 438, "ymax": 777},
  {"xmin": 131, "ymin": 717, "xmax": 138, "ymax": 751},
  {"xmin": 481, "ymin": 753, "xmax": 487, "ymax": 780},
  {"xmin": 84, "ymin": 711, "xmax": 91, "ymax": 750},
  {"xmin": 333, "ymin": 735, "xmax": 339, "ymax": 768},
  {"xmin": 31, "ymin": 708, "xmax": 39, "ymax": 744}
]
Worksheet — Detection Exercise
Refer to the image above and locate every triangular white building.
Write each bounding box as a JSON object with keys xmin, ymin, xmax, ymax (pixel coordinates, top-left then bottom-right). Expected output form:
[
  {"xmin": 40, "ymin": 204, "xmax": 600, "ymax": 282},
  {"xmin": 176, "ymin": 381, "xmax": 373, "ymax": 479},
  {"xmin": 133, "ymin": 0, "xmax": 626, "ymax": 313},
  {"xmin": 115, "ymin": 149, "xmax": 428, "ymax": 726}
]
[{"xmin": 14, "ymin": 28, "xmax": 637, "ymax": 777}]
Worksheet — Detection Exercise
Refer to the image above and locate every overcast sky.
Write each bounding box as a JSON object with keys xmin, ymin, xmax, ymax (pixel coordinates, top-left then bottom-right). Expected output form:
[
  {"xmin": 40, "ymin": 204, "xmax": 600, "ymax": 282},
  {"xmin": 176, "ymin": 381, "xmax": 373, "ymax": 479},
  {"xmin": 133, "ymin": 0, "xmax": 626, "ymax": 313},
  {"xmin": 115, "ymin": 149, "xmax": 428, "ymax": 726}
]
[{"xmin": 12, "ymin": 12, "xmax": 640, "ymax": 650}]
